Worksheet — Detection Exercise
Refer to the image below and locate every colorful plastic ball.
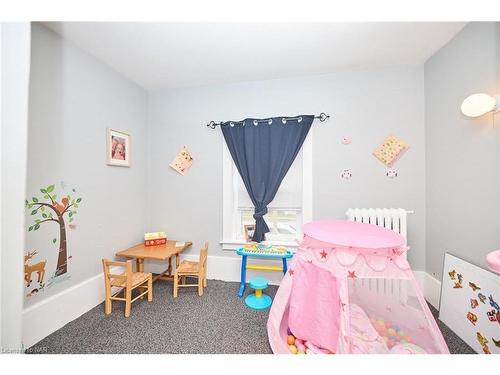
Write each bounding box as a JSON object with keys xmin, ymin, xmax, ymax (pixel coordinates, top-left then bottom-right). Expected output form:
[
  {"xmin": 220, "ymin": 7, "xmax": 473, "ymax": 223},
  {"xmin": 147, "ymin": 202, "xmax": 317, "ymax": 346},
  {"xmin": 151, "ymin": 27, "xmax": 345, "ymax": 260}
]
[
  {"xmin": 385, "ymin": 320, "xmax": 393, "ymax": 328},
  {"xmin": 382, "ymin": 336, "xmax": 389, "ymax": 342},
  {"xmin": 387, "ymin": 328, "xmax": 396, "ymax": 336},
  {"xmin": 393, "ymin": 325, "xmax": 400, "ymax": 331},
  {"xmin": 289, "ymin": 345, "xmax": 298, "ymax": 354},
  {"xmin": 287, "ymin": 335, "xmax": 295, "ymax": 345},
  {"xmin": 397, "ymin": 330, "xmax": 405, "ymax": 337}
]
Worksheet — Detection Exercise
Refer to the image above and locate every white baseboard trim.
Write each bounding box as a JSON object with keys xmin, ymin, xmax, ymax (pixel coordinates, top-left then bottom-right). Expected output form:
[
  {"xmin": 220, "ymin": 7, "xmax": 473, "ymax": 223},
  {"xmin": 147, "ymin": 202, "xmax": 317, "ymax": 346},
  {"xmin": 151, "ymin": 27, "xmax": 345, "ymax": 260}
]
[
  {"xmin": 147, "ymin": 254, "xmax": 286, "ymax": 286},
  {"xmin": 413, "ymin": 270, "xmax": 442, "ymax": 309},
  {"xmin": 22, "ymin": 255, "xmax": 443, "ymax": 348},
  {"xmin": 424, "ymin": 272, "xmax": 442, "ymax": 309},
  {"xmin": 22, "ymin": 269, "xmax": 110, "ymax": 349},
  {"xmin": 144, "ymin": 257, "xmax": 444, "ymax": 307}
]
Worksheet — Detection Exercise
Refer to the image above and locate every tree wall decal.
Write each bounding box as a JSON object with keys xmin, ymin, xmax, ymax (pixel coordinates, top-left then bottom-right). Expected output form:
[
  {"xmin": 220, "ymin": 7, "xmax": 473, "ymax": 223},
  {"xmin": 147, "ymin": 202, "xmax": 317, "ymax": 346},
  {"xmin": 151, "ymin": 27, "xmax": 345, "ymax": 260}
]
[{"xmin": 25, "ymin": 184, "xmax": 82, "ymax": 277}]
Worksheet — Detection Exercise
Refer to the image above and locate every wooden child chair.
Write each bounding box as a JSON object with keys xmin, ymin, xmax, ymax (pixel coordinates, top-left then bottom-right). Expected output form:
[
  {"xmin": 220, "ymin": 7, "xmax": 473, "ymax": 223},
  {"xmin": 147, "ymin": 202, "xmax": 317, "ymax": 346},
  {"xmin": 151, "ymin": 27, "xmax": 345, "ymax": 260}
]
[
  {"xmin": 102, "ymin": 259, "xmax": 153, "ymax": 317},
  {"xmin": 173, "ymin": 241, "xmax": 208, "ymax": 297}
]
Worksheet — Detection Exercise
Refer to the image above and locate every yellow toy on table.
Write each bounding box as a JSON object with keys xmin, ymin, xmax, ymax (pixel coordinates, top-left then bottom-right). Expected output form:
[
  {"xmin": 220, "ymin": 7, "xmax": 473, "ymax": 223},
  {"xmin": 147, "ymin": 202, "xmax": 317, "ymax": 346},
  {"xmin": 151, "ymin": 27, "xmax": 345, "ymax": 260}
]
[{"xmin": 144, "ymin": 231, "xmax": 167, "ymax": 246}]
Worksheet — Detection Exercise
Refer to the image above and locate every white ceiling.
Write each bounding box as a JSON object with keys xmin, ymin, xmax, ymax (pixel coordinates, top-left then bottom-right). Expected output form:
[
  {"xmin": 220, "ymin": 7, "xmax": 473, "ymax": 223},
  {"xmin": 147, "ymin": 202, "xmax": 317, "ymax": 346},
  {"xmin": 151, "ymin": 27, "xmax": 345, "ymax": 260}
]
[{"xmin": 43, "ymin": 22, "xmax": 466, "ymax": 90}]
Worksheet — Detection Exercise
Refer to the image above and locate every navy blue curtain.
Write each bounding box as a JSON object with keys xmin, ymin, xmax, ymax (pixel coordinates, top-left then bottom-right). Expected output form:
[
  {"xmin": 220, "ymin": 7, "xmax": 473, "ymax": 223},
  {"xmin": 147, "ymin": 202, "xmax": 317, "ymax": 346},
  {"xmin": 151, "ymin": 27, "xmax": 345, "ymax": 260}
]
[{"xmin": 221, "ymin": 115, "xmax": 313, "ymax": 242}]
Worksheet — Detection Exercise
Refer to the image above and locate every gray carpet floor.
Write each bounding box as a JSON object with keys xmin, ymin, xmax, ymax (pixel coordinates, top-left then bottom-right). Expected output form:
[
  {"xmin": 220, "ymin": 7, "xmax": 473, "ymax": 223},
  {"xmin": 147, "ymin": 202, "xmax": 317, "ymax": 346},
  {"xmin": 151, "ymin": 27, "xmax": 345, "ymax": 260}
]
[{"xmin": 28, "ymin": 279, "xmax": 475, "ymax": 354}]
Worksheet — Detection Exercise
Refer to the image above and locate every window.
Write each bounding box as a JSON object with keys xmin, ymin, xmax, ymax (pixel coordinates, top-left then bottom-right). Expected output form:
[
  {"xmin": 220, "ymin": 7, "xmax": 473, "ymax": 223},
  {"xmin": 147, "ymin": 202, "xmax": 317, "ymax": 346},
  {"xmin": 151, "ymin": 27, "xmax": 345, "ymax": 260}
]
[
  {"xmin": 221, "ymin": 130, "xmax": 312, "ymax": 249},
  {"xmin": 239, "ymin": 208, "xmax": 301, "ymax": 242}
]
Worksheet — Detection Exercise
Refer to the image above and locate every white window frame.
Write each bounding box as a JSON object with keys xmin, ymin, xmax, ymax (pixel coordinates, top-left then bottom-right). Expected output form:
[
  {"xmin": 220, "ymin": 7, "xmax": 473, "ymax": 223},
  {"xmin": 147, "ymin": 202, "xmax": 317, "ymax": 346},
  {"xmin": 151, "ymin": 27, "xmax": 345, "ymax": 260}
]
[{"xmin": 220, "ymin": 128, "xmax": 313, "ymax": 251}]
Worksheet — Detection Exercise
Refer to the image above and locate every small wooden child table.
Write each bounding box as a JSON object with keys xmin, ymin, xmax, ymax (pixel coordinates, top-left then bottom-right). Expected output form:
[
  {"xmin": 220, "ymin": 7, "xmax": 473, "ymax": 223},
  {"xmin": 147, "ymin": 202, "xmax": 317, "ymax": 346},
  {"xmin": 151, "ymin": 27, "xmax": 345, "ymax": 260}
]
[{"xmin": 116, "ymin": 240, "xmax": 192, "ymax": 282}]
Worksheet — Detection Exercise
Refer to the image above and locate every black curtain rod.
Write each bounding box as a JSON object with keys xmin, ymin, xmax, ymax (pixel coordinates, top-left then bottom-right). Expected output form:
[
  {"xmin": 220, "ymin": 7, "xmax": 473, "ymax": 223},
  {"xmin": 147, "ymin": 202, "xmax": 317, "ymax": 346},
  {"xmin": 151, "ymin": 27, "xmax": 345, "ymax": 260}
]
[{"xmin": 206, "ymin": 112, "xmax": 330, "ymax": 129}]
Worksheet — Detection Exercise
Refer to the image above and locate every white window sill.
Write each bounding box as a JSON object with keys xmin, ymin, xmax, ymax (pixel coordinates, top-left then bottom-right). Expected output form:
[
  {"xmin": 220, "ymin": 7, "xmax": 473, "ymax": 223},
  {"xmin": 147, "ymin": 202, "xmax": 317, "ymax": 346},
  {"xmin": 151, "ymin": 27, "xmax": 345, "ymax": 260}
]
[{"xmin": 220, "ymin": 239, "xmax": 300, "ymax": 251}]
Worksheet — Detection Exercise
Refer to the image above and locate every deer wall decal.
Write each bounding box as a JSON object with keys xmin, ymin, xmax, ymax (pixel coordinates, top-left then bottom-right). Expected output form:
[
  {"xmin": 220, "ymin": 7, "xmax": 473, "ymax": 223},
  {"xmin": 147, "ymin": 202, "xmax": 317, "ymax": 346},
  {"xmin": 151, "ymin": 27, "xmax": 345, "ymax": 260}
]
[{"xmin": 24, "ymin": 250, "xmax": 46, "ymax": 287}]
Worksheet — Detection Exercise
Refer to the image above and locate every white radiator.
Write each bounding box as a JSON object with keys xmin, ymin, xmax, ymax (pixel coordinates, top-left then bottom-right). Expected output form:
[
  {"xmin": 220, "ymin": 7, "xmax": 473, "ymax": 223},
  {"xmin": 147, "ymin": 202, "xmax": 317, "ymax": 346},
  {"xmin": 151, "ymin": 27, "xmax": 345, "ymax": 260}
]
[
  {"xmin": 345, "ymin": 208, "xmax": 410, "ymax": 242},
  {"xmin": 346, "ymin": 208, "xmax": 413, "ymax": 302}
]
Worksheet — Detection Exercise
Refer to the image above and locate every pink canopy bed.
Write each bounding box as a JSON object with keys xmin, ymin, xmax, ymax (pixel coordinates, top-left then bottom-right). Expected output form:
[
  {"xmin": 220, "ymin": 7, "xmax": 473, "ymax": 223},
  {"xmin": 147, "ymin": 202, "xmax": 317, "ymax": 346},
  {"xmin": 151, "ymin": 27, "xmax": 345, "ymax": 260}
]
[{"xmin": 267, "ymin": 220, "xmax": 449, "ymax": 354}]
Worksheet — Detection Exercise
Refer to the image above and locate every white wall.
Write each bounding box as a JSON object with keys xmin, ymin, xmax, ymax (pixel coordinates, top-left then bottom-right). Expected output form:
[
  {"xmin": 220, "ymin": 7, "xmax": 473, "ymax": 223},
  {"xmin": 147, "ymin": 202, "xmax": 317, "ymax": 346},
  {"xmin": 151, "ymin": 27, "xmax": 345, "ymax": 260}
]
[
  {"xmin": 24, "ymin": 23, "xmax": 148, "ymax": 311},
  {"xmin": 424, "ymin": 22, "xmax": 500, "ymax": 280},
  {"xmin": 1, "ymin": 22, "xmax": 31, "ymax": 351},
  {"xmin": 498, "ymin": 23, "xmax": 500, "ymax": 89},
  {"xmin": 147, "ymin": 66, "xmax": 427, "ymax": 270}
]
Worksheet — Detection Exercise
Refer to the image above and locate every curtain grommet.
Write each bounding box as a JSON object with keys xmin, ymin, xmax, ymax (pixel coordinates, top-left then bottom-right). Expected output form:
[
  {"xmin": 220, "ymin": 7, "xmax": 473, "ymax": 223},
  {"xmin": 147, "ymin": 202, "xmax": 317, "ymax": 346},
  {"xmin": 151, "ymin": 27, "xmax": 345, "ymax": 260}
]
[
  {"xmin": 298, "ymin": 116, "xmax": 303, "ymax": 123},
  {"xmin": 268, "ymin": 119, "xmax": 272, "ymax": 125},
  {"xmin": 230, "ymin": 122, "xmax": 234, "ymax": 127},
  {"xmin": 282, "ymin": 118, "xmax": 287, "ymax": 124},
  {"xmin": 253, "ymin": 120, "xmax": 258, "ymax": 126}
]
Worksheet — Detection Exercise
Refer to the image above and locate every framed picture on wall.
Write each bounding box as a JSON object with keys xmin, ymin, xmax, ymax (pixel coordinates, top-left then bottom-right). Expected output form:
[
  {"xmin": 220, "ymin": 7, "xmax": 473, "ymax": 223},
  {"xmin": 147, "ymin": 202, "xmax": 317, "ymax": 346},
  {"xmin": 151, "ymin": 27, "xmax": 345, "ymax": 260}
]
[
  {"xmin": 106, "ymin": 128, "xmax": 131, "ymax": 167},
  {"xmin": 244, "ymin": 224, "xmax": 256, "ymax": 242}
]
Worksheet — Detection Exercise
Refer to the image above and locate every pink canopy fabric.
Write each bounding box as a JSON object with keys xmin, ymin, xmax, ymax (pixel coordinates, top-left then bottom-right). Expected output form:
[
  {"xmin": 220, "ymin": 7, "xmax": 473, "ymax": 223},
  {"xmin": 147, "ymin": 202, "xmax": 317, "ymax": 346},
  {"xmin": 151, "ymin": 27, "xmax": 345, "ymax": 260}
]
[
  {"xmin": 267, "ymin": 220, "xmax": 449, "ymax": 354},
  {"xmin": 302, "ymin": 219, "xmax": 405, "ymax": 250},
  {"xmin": 288, "ymin": 259, "xmax": 340, "ymax": 352}
]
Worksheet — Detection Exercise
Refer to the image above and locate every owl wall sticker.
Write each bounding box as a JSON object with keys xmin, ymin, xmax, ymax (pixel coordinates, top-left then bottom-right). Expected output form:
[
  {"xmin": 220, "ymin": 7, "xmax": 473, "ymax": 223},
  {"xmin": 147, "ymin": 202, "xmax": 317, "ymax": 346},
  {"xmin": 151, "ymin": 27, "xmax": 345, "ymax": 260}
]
[
  {"xmin": 341, "ymin": 169, "xmax": 352, "ymax": 179},
  {"xmin": 386, "ymin": 169, "xmax": 398, "ymax": 178}
]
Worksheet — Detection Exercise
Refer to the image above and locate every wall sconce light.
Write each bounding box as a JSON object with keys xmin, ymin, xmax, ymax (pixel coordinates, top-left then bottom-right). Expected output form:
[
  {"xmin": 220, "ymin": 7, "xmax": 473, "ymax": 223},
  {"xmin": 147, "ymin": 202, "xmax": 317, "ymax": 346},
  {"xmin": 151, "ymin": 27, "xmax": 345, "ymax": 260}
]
[{"xmin": 461, "ymin": 93, "xmax": 500, "ymax": 118}]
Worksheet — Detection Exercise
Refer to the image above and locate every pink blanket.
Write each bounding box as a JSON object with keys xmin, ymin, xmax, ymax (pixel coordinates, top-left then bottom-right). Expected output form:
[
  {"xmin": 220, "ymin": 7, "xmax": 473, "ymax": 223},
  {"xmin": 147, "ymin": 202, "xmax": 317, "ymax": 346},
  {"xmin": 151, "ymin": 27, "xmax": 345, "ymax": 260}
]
[{"xmin": 288, "ymin": 259, "xmax": 340, "ymax": 352}]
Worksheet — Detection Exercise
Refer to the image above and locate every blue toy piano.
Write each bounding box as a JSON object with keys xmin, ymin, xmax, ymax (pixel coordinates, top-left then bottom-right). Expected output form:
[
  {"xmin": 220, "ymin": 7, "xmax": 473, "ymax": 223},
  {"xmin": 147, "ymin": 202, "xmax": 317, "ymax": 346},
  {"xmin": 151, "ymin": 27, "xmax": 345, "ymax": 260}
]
[{"xmin": 236, "ymin": 243, "xmax": 294, "ymax": 297}]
